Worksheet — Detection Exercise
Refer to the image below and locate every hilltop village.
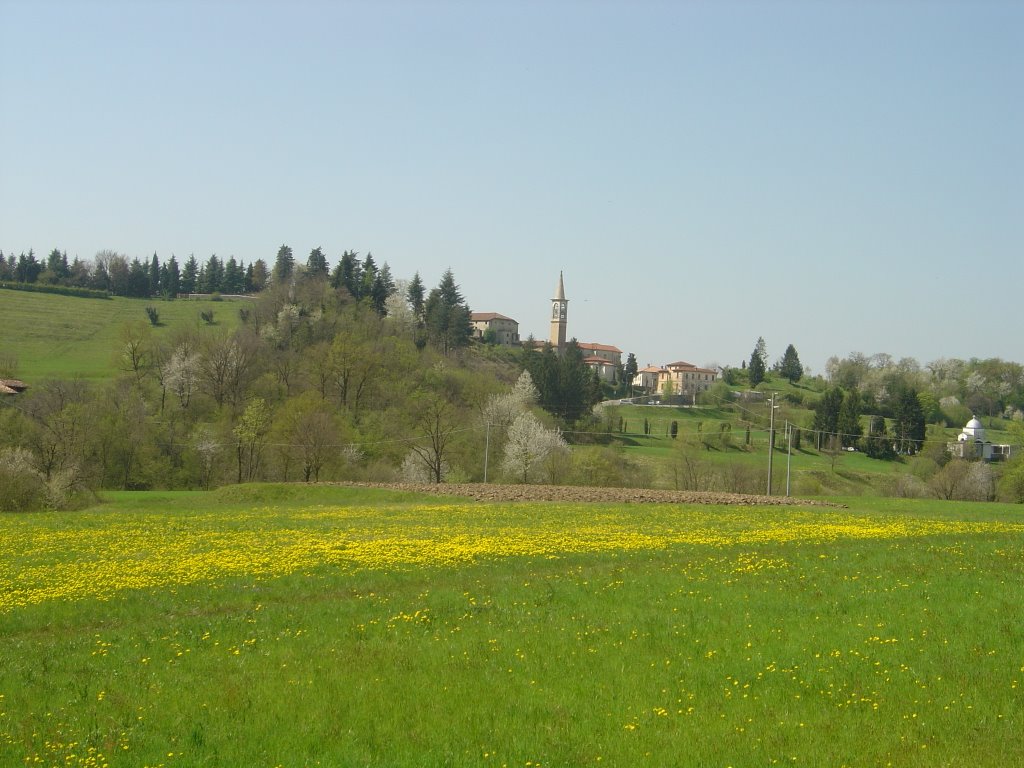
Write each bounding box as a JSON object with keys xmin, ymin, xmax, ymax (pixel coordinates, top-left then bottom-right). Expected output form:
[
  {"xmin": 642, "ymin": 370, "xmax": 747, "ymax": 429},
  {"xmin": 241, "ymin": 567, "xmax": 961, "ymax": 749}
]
[{"xmin": 470, "ymin": 271, "xmax": 718, "ymax": 402}]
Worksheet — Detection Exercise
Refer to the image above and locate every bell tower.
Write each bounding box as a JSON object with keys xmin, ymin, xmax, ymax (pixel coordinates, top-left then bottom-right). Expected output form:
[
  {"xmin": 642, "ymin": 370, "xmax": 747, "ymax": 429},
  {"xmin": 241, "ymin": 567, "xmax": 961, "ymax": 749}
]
[{"xmin": 549, "ymin": 271, "xmax": 567, "ymax": 352}]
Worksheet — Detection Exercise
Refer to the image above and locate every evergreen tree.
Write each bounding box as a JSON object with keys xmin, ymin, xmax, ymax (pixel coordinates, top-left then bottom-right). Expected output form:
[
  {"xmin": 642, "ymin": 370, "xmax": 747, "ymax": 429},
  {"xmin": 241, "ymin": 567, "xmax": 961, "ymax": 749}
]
[
  {"xmin": 891, "ymin": 385, "xmax": 926, "ymax": 454},
  {"xmin": 406, "ymin": 271, "xmax": 426, "ymax": 324},
  {"xmin": 360, "ymin": 253, "xmax": 378, "ymax": 299},
  {"xmin": 90, "ymin": 255, "xmax": 110, "ymax": 291},
  {"xmin": 148, "ymin": 253, "xmax": 161, "ymax": 297},
  {"xmin": 45, "ymin": 248, "xmax": 69, "ymax": 281},
  {"xmin": 127, "ymin": 258, "xmax": 150, "ymax": 297},
  {"xmin": 748, "ymin": 337, "xmax": 767, "ymax": 388},
  {"xmin": 201, "ymin": 255, "xmax": 224, "ymax": 293},
  {"xmin": 306, "ymin": 247, "xmax": 329, "ymax": 278},
  {"xmin": 223, "ymin": 257, "xmax": 244, "ymax": 294},
  {"xmin": 250, "ymin": 259, "xmax": 269, "ymax": 292},
  {"xmin": 69, "ymin": 257, "xmax": 90, "ymax": 287},
  {"xmin": 45, "ymin": 248, "xmax": 61, "ymax": 274},
  {"xmin": 16, "ymin": 250, "xmax": 42, "ymax": 283},
  {"xmin": 330, "ymin": 250, "xmax": 362, "ymax": 297},
  {"xmin": 424, "ymin": 268, "xmax": 472, "ymax": 355},
  {"xmin": 272, "ymin": 244, "xmax": 294, "ymax": 285},
  {"xmin": 370, "ymin": 262, "xmax": 395, "ymax": 315},
  {"xmin": 180, "ymin": 254, "xmax": 199, "ymax": 294},
  {"xmin": 524, "ymin": 339, "xmax": 601, "ymax": 425},
  {"xmin": 812, "ymin": 387, "xmax": 844, "ymax": 446},
  {"xmin": 861, "ymin": 415, "xmax": 896, "ymax": 459},
  {"xmin": 165, "ymin": 255, "xmax": 180, "ymax": 296},
  {"xmin": 778, "ymin": 343, "xmax": 803, "ymax": 384},
  {"xmin": 837, "ymin": 387, "xmax": 863, "ymax": 447}
]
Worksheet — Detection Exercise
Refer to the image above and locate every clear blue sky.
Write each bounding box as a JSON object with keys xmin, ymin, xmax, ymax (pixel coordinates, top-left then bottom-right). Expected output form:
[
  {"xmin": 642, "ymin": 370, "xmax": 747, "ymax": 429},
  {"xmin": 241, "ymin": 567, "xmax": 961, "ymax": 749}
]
[{"xmin": 2, "ymin": 0, "xmax": 1021, "ymax": 374}]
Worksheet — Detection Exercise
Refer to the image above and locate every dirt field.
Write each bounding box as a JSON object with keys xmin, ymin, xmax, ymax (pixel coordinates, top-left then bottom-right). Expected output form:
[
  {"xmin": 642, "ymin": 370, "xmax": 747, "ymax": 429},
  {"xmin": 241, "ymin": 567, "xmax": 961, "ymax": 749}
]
[{"xmin": 340, "ymin": 482, "xmax": 845, "ymax": 508}]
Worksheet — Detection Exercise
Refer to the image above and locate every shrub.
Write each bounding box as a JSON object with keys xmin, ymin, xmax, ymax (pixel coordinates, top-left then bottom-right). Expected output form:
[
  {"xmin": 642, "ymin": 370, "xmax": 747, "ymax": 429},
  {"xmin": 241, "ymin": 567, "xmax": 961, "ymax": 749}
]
[
  {"xmin": 0, "ymin": 448, "xmax": 47, "ymax": 512},
  {"xmin": 997, "ymin": 458, "xmax": 1024, "ymax": 503},
  {"xmin": 145, "ymin": 306, "xmax": 160, "ymax": 326},
  {"xmin": 886, "ymin": 473, "xmax": 931, "ymax": 499},
  {"xmin": 200, "ymin": 310, "xmax": 215, "ymax": 325}
]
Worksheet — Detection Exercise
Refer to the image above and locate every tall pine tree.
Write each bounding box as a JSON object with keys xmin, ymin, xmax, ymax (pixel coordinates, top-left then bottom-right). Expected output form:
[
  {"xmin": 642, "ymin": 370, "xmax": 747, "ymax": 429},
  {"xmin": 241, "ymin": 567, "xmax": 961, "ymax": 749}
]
[
  {"xmin": 306, "ymin": 247, "xmax": 329, "ymax": 278},
  {"xmin": 778, "ymin": 344, "xmax": 803, "ymax": 383},
  {"xmin": 748, "ymin": 337, "xmax": 767, "ymax": 388},
  {"xmin": 424, "ymin": 268, "xmax": 472, "ymax": 355},
  {"xmin": 837, "ymin": 388, "xmax": 863, "ymax": 447},
  {"xmin": 272, "ymin": 244, "xmax": 294, "ymax": 286},
  {"xmin": 180, "ymin": 255, "xmax": 199, "ymax": 294}
]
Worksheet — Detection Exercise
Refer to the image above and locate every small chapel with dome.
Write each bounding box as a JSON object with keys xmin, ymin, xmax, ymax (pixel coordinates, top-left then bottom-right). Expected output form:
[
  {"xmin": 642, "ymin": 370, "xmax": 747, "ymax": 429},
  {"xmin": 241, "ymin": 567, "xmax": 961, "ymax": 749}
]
[{"xmin": 949, "ymin": 416, "xmax": 1012, "ymax": 461}]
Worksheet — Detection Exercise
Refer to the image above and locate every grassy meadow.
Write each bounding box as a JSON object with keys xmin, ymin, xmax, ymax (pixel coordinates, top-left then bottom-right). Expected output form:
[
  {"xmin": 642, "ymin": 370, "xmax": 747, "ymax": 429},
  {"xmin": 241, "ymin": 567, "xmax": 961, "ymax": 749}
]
[
  {"xmin": 2, "ymin": 485, "xmax": 1022, "ymax": 767},
  {"xmin": 606, "ymin": 400, "xmax": 1019, "ymax": 497},
  {"xmin": 0, "ymin": 289, "xmax": 243, "ymax": 381}
]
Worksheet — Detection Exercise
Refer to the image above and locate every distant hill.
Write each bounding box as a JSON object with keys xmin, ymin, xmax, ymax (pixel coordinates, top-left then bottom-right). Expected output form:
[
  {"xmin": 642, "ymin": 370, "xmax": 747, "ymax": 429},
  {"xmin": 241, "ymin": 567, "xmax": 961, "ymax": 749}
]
[{"xmin": 0, "ymin": 288, "xmax": 243, "ymax": 382}]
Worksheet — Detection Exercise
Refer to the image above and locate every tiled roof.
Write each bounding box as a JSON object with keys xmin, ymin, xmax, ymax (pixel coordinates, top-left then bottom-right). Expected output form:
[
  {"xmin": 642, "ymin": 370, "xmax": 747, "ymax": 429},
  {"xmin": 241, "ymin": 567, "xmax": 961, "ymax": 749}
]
[
  {"xmin": 470, "ymin": 312, "xmax": 516, "ymax": 322},
  {"xmin": 578, "ymin": 342, "xmax": 622, "ymax": 353},
  {"xmin": 665, "ymin": 361, "xmax": 716, "ymax": 374}
]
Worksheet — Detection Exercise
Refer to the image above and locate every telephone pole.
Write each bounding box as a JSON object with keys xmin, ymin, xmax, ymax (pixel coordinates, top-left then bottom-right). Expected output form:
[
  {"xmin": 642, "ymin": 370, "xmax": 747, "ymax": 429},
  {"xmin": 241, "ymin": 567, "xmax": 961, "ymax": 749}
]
[{"xmin": 767, "ymin": 393, "xmax": 779, "ymax": 495}]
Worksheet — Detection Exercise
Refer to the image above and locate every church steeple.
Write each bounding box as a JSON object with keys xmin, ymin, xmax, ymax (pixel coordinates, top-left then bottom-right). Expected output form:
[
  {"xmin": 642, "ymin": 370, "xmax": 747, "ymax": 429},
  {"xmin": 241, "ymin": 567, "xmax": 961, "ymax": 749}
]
[{"xmin": 549, "ymin": 271, "xmax": 567, "ymax": 351}]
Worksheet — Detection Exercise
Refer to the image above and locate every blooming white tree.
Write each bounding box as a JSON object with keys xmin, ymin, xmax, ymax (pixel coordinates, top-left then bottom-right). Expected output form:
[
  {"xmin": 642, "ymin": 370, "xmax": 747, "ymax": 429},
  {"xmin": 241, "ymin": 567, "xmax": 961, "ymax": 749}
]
[
  {"xmin": 501, "ymin": 411, "xmax": 568, "ymax": 483},
  {"xmin": 163, "ymin": 345, "xmax": 200, "ymax": 408},
  {"xmin": 480, "ymin": 370, "xmax": 539, "ymax": 429}
]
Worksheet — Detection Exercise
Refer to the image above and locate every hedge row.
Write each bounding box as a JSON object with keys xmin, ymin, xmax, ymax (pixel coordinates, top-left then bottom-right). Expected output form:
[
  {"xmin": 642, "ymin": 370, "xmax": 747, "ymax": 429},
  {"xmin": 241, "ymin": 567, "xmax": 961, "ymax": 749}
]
[{"xmin": 0, "ymin": 282, "xmax": 111, "ymax": 299}]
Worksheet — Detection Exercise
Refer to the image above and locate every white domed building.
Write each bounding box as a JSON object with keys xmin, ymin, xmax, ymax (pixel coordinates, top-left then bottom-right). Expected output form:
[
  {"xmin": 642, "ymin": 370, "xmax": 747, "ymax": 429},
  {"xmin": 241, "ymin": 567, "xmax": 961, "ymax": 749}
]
[{"xmin": 950, "ymin": 416, "xmax": 1012, "ymax": 461}]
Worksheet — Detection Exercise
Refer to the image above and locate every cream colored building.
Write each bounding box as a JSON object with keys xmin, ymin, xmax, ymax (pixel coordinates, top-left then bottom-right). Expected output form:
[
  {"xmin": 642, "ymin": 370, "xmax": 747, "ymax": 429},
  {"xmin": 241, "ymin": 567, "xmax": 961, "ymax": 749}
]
[
  {"xmin": 631, "ymin": 365, "xmax": 662, "ymax": 392},
  {"xmin": 660, "ymin": 361, "xmax": 717, "ymax": 399},
  {"xmin": 470, "ymin": 312, "xmax": 520, "ymax": 346}
]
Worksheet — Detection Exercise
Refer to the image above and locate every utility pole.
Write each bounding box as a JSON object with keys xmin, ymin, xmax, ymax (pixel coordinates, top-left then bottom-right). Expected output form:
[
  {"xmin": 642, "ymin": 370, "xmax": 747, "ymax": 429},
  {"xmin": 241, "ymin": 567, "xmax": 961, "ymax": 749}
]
[
  {"xmin": 786, "ymin": 421, "xmax": 793, "ymax": 497},
  {"xmin": 767, "ymin": 393, "xmax": 779, "ymax": 496},
  {"xmin": 483, "ymin": 421, "xmax": 491, "ymax": 483}
]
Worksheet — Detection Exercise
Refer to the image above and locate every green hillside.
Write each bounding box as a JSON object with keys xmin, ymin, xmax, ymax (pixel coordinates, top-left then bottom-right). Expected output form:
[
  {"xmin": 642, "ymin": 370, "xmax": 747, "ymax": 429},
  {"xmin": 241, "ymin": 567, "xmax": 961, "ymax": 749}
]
[{"xmin": 0, "ymin": 289, "xmax": 243, "ymax": 381}]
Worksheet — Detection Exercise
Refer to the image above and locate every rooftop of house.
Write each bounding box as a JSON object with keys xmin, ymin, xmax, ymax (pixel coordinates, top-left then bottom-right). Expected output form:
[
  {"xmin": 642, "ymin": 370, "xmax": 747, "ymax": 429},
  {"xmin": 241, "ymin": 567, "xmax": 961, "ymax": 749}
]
[
  {"xmin": 578, "ymin": 342, "xmax": 622, "ymax": 353},
  {"xmin": 665, "ymin": 361, "xmax": 717, "ymax": 373},
  {"xmin": 470, "ymin": 312, "xmax": 516, "ymax": 323}
]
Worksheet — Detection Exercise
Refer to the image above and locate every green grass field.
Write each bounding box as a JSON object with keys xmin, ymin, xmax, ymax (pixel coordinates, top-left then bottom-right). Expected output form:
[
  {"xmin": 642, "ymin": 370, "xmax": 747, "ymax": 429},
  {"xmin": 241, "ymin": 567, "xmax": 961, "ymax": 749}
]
[
  {"xmin": 606, "ymin": 401, "xmax": 1018, "ymax": 497},
  {"xmin": 2, "ymin": 486, "xmax": 1022, "ymax": 767},
  {"xmin": 0, "ymin": 289, "xmax": 243, "ymax": 381}
]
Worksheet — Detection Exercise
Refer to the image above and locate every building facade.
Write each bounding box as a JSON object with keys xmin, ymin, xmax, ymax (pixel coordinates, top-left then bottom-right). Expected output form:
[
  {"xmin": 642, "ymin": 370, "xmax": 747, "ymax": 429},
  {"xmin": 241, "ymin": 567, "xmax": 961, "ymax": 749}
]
[
  {"xmin": 632, "ymin": 365, "xmax": 662, "ymax": 392},
  {"xmin": 470, "ymin": 312, "xmax": 520, "ymax": 346},
  {"xmin": 631, "ymin": 361, "xmax": 718, "ymax": 400},
  {"xmin": 577, "ymin": 342, "xmax": 621, "ymax": 382}
]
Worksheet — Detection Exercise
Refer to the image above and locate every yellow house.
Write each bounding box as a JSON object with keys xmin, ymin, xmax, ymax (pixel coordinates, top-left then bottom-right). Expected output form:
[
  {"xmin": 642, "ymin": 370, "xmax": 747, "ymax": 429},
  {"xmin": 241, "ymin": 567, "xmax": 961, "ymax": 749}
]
[{"xmin": 657, "ymin": 361, "xmax": 718, "ymax": 400}]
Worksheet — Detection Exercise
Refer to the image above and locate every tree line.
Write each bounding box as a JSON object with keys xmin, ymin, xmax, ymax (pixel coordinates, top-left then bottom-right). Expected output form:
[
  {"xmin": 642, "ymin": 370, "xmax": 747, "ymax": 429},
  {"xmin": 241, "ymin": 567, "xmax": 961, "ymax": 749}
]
[{"xmin": 0, "ymin": 259, "xmax": 607, "ymax": 510}]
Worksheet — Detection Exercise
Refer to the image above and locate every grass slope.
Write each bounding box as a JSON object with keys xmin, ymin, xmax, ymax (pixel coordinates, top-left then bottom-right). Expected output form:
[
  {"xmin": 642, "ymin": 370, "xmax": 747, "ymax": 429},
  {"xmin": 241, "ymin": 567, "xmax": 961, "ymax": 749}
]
[
  {"xmin": 0, "ymin": 289, "xmax": 242, "ymax": 381},
  {"xmin": 2, "ymin": 487, "xmax": 1022, "ymax": 767}
]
